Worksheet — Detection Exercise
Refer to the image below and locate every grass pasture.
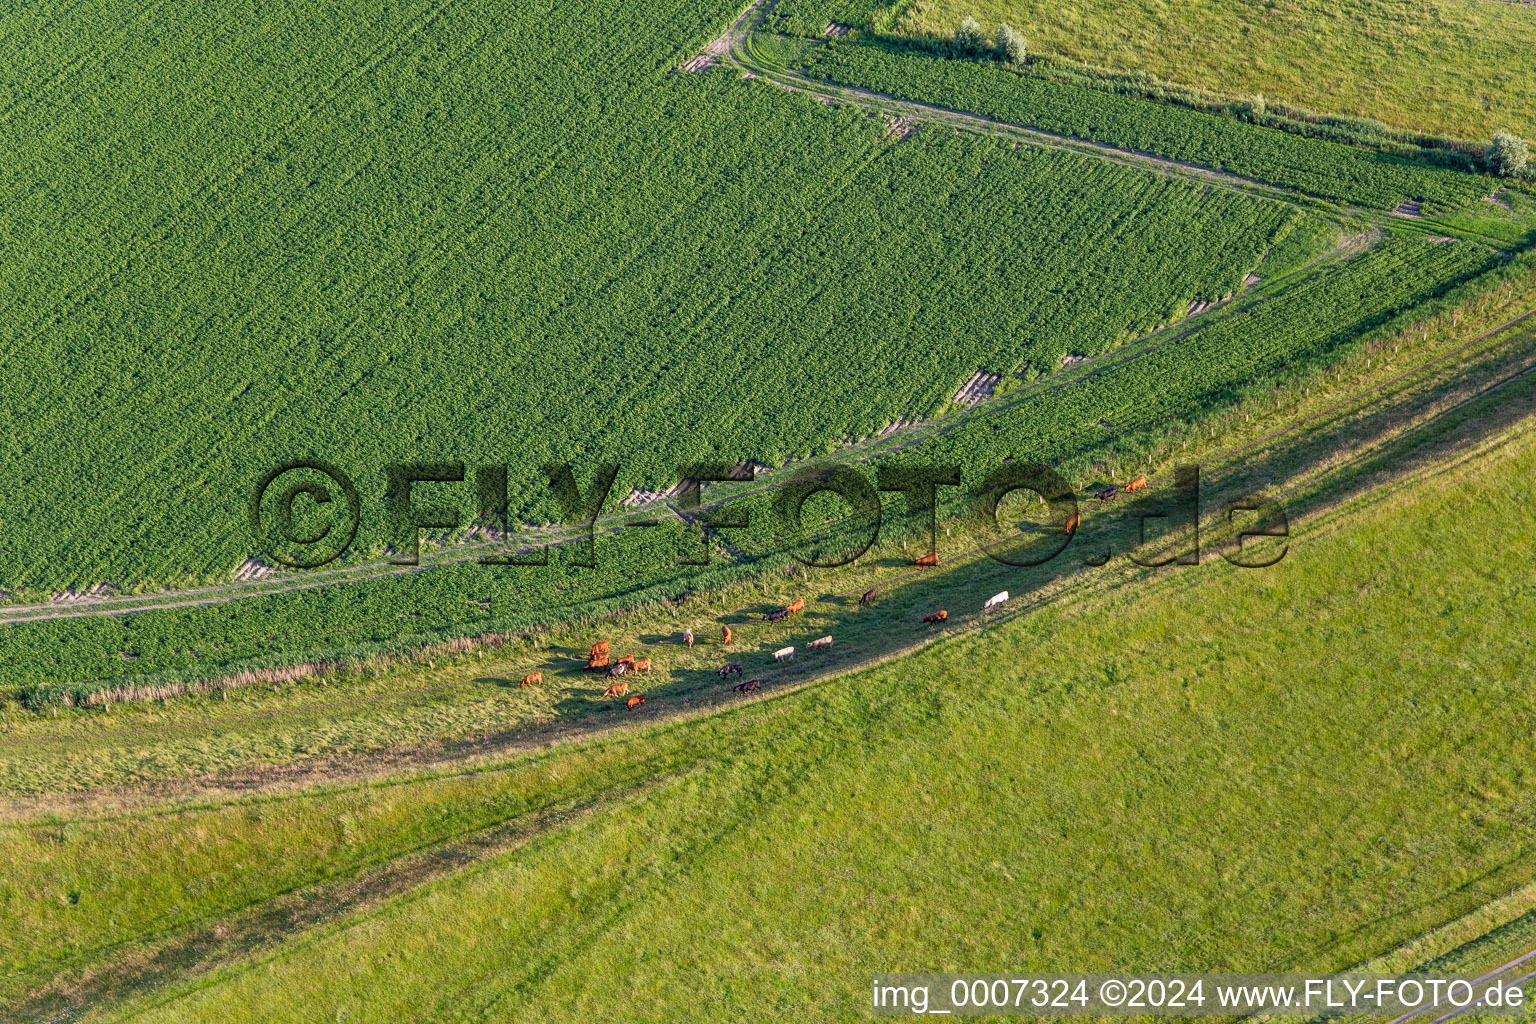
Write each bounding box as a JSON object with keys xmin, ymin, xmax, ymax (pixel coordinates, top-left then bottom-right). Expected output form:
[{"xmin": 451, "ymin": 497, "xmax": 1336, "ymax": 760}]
[
  {"xmin": 5, "ymin": 366, "xmax": 1534, "ymax": 1021},
  {"xmin": 880, "ymin": 0, "xmax": 1536, "ymax": 140},
  {"xmin": 6, "ymin": 242, "xmax": 1529, "ymax": 761}
]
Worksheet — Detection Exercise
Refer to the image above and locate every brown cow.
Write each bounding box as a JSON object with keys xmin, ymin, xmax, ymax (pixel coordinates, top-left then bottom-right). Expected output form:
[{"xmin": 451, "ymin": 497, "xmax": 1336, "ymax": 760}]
[
  {"xmin": 717, "ymin": 663, "xmax": 743, "ymax": 677},
  {"xmin": 913, "ymin": 552, "xmax": 939, "ymax": 568},
  {"xmin": 722, "ymin": 624, "xmax": 732, "ymax": 645},
  {"xmin": 1064, "ymin": 514, "xmax": 1081, "ymax": 533},
  {"xmin": 1095, "ymin": 486, "xmax": 1118, "ymax": 502},
  {"xmin": 589, "ymin": 641, "xmax": 609, "ymax": 657},
  {"xmin": 859, "ymin": 587, "xmax": 877, "ymax": 607},
  {"xmin": 585, "ymin": 640, "xmax": 611, "ymax": 671},
  {"xmin": 786, "ymin": 599, "xmax": 805, "ymax": 615},
  {"xmin": 1126, "ymin": 476, "xmax": 1148, "ymax": 493},
  {"xmin": 733, "ymin": 679, "xmax": 762, "ymax": 693},
  {"xmin": 601, "ymin": 680, "xmax": 630, "ymax": 697},
  {"xmin": 626, "ymin": 694, "xmax": 646, "ymax": 710},
  {"xmin": 633, "ymin": 657, "xmax": 651, "ymax": 674},
  {"xmin": 922, "ymin": 610, "xmax": 948, "ymax": 624},
  {"xmin": 615, "ymin": 654, "xmax": 637, "ymax": 671},
  {"xmin": 519, "ymin": 672, "xmax": 542, "ymax": 688}
]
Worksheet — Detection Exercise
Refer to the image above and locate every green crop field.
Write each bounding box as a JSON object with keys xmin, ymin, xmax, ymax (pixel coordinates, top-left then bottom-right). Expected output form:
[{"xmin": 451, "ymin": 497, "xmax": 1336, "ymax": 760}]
[
  {"xmin": 804, "ymin": 0, "xmax": 1536, "ymax": 141},
  {"xmin": 0, "ymin": 0, "xmax": 1319, "ymax": 599},
  {"xmin": 7, "ymin": 0, "xmax": 1536, "ymax": 1017}
]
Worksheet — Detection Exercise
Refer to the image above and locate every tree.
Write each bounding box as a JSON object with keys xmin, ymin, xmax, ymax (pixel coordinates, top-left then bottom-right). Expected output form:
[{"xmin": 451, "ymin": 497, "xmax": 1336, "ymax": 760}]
[
  {"xmin": 994, "ymin": 22, "xmax": 1027, "ymax": 65},
  {"xmin": 954, "ymin": 16, "xmax": 985, "ymax": 56},
  {"xmin": 1485, "ymin": 129, "xmax": 1529, "ymax": 177}
]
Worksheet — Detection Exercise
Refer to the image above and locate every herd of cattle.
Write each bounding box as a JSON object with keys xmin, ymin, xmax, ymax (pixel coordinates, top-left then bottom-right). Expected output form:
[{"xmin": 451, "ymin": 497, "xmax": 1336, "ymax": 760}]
[
  {"xmin": 517, "ymin": 475, "xmax": 1152, "ymax": 710},
  {"xmin": 511, "ymin": 580, "xmax": 1022, "ymax": 714}
]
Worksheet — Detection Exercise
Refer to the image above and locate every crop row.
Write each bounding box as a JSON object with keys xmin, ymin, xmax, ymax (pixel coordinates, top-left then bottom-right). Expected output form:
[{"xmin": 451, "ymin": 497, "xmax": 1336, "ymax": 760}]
[{"xmin": 798, "ymin": 41, "xmax": 1495, "ymax": 211}]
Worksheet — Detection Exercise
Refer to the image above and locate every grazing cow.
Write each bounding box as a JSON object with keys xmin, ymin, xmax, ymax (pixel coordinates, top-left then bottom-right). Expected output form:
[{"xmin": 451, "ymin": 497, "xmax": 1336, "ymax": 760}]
[
  {"xmin": 605, "ymin": 661, "xmax": 630, "ymax": 680},
  {"xmin": 922, "ymin": 610, "xmax": 948, "ymax": 624},
  {"xmin": 859, "ymin": 588, "xmax": 877, "ymax": 607},
  {"xmin": 722, "ymin": 624, "xmax": 732, "ymax": 645},
  {"xmin": 1126, "ymin": 476, "xmax": 1148, "ymax": 493},
  {"xmin": 633, "ymin": 657, "xmax": 651, "ymax": 674},
  {"xmin": 616, "ymin": 654, "xmax": 637, "ymax": 671},
  {"xmin": 808, "ymin": 635, "xmax": 833, "ymax": 650},
  {"xmin": 684, "ymin": 629, "xmax": 694, "ymax": 648},
  {"xmin": 717, "ymin": 663, "xmax": 743, "ymax": 677},
  {"xmin": 763, "ymin": 608, "xmax": 789, "ymax": 623},
  {"xmin": 1064, "ymin": 513, "xmax": 1081, "ymax": 533},
  {"xmin": 786, "ymin": 599, "xmax": 805, "ymax": 615},
  {"xmin": 626, "ymin": 694, "xmax": 646, "ymax": 710},
  {"xmin": 984, "ymin": 591, "xmax": 1009, "ymax": 610},
  {"xmin": 913, "ymin": 552, "xmax": 939, "ymax": 568},
  {"xmin": 601, "ymin": 680, "xmax": 630, "ymax": 697},
  {"xmin": 1095, "ymin": 486, "xmax": 1118, "ymax": 502},
  {"xmin": 519, "ymin": 672, "xmax": 542, "ymax": 688},
  {"xmin": 585, "ymin": 640, "xmax": 611, "ymax": 671},
  {"xmin": 773, "ymin": 646, "xmax": 795, "ymax": 663},
  {"xmin": 733, "ymin": 679, "xmax": 762, "ymax": 693}
]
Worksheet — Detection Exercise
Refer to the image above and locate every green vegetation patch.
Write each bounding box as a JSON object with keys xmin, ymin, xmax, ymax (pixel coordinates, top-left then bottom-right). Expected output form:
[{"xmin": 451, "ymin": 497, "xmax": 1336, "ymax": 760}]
[{"xmin": 799, "ymin": 40, "xmax": 1495, "ymax": 209}]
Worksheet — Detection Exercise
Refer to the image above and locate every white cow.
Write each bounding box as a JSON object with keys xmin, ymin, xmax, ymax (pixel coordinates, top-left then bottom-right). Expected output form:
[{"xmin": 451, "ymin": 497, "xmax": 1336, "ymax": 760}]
[
  {"xmin": 773, "ymin": 646, "xmax": 795, "ymax": 662},
  {"xmin": 984, "ymin": 591, "xmax": 1009, "ymax": 610},
  {"xmin": 808, "ymin": 635, "xmax": 833, "ymax": 650}
]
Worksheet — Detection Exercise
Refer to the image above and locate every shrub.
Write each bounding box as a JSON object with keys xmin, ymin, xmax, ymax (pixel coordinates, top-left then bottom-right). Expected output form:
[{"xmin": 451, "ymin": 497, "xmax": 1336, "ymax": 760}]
[
  {"xmin": 994, "ymin": 23, "xmax": 1026, "ymax": 66},
  {"xmin": 1485, "ymin": 129, "xmax": 1529, "ymax": 177},
  {"xmin": 954, "ymin": 16, "xmax": 985, "ymax": 56}
]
